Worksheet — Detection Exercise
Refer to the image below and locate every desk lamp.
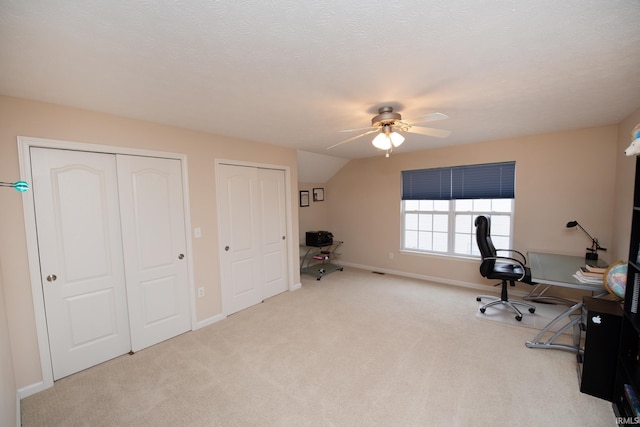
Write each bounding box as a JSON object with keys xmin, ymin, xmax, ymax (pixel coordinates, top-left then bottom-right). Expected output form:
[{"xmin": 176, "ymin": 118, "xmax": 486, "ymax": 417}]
[{"xmin": 566, "ymin": 220, "xmax": 606, "ymax": 260}]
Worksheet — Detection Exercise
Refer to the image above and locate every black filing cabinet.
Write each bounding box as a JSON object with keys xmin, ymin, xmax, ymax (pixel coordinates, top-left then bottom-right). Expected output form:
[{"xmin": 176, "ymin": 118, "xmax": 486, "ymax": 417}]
[{"xmin": 577, "ymin": 297, "xmax": 622, "ymax": 401}]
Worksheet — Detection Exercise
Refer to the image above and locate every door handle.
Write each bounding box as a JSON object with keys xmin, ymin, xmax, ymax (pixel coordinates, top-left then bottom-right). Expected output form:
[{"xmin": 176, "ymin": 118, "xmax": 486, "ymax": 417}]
[
  {"xmin": 46, "ymin": 274, "xmax": 57, "ymax": 282},
  {"xmin": 225, "ymin": 246, "xmax": 230, "ymax": 251},
  {"xmin": 178, "ymin": 254, "xmax": 184, "ymax": 260}
]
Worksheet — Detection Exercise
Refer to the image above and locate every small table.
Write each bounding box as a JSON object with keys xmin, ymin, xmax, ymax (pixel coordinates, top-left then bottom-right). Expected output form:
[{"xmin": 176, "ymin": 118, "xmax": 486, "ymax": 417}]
[
  {"xmin": 300, "ymin": 241, "xmax": 343, "ymax": 280},
  {"xmin": 525, "ymin": 252, "xmax": 608, "ymax": 353}
]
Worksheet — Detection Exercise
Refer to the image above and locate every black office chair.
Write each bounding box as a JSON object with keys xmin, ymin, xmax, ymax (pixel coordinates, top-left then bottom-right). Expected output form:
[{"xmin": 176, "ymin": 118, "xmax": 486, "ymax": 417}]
[{"xmin": 475, "ymin": 215, "xmax": 537, "ymax": 321}]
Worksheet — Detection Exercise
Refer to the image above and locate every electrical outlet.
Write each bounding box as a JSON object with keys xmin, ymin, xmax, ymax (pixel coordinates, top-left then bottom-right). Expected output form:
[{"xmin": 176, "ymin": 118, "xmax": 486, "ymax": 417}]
[
  {"xmin": 389, "ymin": 252, "xmax": 394, "ymax": 260},
  {"xmin": 194, "ymin": 227, "xmax": 202, "ymax": 238},
  {"xmin": 197, "ymin": 287, "xmax": 205, "ymax": 297}
]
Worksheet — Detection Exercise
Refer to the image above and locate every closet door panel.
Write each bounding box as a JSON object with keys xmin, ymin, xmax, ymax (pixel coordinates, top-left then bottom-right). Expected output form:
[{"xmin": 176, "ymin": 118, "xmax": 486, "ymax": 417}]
[
  {"xmin": 117, "ymin": 155, "xmax": 191, "ymax": 351},
  {"xmin": 259, "ymin": 169, "xmax": 288, "ymax": 300},
  {"xmin": 218, "ymin": 164, "xmax": 262, "ymax": 314},
  {"xmin": 30, "ymin": 148, "xmax": 130, "ymax": 380}
]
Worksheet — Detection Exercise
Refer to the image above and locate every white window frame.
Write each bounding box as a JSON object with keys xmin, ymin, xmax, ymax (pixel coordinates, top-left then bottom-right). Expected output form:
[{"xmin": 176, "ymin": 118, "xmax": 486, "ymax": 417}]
[{"xmin": 401, "ymin": 199, "xmax": 514, "ymax": 258}]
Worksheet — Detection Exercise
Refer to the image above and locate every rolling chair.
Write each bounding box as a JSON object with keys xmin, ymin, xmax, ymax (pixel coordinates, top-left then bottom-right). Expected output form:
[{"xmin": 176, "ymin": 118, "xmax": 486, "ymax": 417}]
[{"xmin": 475, "ymin": 215, "xmax": 537, "ymax": 321}]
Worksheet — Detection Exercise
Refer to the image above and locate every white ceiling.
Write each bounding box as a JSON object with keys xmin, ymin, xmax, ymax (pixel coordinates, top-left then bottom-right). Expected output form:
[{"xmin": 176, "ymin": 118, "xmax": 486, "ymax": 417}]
[
  {"xmin": 1, "ymin": 1, "xmax": 640, "ymax": 165},
  {"xmin": 296, "ymin": 150, "xmax": 349, "ymax": 183}
]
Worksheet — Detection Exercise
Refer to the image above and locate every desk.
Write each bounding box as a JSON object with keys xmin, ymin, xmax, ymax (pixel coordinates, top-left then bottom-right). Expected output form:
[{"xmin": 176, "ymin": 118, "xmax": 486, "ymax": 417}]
[{"xmin": 525, "ymin": 252, "xmax": 608, "ymax": 353}]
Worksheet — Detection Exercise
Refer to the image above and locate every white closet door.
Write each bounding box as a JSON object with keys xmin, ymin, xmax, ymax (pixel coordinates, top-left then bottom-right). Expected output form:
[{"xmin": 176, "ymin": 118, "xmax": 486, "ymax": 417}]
[
  {"xmin": 116, "ymin": 155, "xmax": 191, "ymax": 352},
  {"xmin": 30, "ymin": 148, "xmax": 131, "ymax": 380},
  {"xmin": 218, "ymin": 164, "xmax": 263, "ymax": 314},
  {"xmin": 259, "ymin": 169, "xmax": 288, "ymax": 300}
]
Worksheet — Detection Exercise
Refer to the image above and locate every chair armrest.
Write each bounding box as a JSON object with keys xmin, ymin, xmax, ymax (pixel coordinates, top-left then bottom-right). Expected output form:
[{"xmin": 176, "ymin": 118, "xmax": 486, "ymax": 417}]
[{"xmin": 495, "ymin": 249, "xmax": 527, "ymax": 264}]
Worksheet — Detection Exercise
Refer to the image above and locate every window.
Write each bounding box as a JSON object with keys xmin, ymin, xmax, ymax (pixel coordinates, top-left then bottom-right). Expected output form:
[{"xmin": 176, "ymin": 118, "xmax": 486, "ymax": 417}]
[{"xmin": 401, "ymin": 162, "xmax": 515, "ymax": 257}]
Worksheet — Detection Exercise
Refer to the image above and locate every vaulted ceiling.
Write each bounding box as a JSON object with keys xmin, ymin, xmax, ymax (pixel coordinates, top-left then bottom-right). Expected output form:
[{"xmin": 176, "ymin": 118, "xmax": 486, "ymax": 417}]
[{"xmin": 1, "ymin": 1, "xmax": 639, "ymax": 162}]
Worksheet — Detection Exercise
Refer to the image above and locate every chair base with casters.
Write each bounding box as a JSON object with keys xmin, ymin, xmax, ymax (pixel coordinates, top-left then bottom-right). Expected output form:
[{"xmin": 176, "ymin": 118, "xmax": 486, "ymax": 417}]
[{"xmin": 476, "ymin": 279, "xmax": 536, "ymax": 321}]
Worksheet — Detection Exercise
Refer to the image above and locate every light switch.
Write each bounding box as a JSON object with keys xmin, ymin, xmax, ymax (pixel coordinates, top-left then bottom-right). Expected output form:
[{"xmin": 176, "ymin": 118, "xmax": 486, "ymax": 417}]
[{"xmin": 194, "ymin": 227, "xmax": 202, "ymax": 238}]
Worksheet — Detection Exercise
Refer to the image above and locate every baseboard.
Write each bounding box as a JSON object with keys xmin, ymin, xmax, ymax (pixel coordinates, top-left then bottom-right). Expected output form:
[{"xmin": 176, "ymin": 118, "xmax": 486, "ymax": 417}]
[
  {"xmin": 290, "ymin": 282, "xmax": 302, "ymax": 291},
  {"xmin": 336, "ymin": 261, "xmax": 529, "ymax": 297},
  {"xmin": 194, "ymin": 313, "xmax": 226, "ymax": 330},
  {"xmin": 17, "ymin": 379, "xmax": 47, "ymax": 399}
]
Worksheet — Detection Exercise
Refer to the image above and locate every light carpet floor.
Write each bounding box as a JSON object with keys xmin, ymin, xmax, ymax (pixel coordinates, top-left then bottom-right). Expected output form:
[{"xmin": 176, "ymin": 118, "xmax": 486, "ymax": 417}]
[{"xmin": 21, "ymin": 268, "xmax": 615, "ymax": 426}]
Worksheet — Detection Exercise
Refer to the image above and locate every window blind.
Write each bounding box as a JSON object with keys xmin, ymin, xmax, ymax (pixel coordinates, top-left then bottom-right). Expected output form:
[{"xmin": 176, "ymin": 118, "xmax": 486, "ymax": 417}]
[{"xmin": 401, "ymin": 161, "xmax": 515, "ymax": 200}]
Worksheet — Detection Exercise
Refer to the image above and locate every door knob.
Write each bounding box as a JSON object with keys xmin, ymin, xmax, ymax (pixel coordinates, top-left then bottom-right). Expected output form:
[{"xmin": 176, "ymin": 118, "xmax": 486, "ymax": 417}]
[
  {"xmin": 46, "ymin": 274, "xmax": 57, "ymax": 282},
  {"xmin": 225, "ymin": 246, "xmax": 230, "ymax": 251},
  {"xmin": 178, "ymin": 254, "xmax": 184, "ymax": 260},
  {"xmin": 282, "ymin": 236, "xmax": 286, "ymax": 240}
]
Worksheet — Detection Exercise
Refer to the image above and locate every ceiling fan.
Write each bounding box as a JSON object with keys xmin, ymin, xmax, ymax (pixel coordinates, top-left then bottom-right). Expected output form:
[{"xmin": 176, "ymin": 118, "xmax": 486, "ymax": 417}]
[{"xmin": 328, "ymin": 106, "xmax": 451, "ymax": 157}]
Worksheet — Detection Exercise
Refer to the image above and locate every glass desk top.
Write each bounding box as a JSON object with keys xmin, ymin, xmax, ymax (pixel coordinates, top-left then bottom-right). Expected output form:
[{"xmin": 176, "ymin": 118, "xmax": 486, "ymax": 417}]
[{"xmin": 528, "ymin": 252, "xmax": 608, "ymax": 292}]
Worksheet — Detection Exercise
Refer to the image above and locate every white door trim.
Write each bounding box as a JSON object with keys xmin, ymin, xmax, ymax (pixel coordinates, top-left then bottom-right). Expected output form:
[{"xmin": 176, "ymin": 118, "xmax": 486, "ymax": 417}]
[
  {"xmin": 17, "ymin": 136, "xmax": 197, "ymax": 397},
  {"xmin": 214, "ymin": 158, "xmax": 297, "ymax": 316}
]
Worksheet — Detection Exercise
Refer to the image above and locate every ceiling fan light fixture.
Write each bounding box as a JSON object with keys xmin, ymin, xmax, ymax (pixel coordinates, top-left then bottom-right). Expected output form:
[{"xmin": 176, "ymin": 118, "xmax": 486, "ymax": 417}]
[
  {"xmin": 372, "ymin": 130, "xmax": 404, "ymax": 150},
  {"xmin": 390, "ymin": 131, "xmax": 405, "ymax": 147},
  {"xmin": 372, "ymin": 132, "xmax": 392, "ymax": 150}
]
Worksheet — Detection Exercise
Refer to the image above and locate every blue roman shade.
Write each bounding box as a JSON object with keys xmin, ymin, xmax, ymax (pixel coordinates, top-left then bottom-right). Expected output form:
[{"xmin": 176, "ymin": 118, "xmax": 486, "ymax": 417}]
[{"xmin": 402, "ymin": 161, "xmax": 515, "ymax": 200}]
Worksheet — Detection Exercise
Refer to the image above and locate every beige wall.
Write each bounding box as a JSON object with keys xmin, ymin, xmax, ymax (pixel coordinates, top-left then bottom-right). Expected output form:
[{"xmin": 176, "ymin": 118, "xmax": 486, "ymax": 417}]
[
  {"xmin": 0, "ymin": 95, "xmax": 300, "ymax": 390},
  {"xmin": 298, "ymin": 183, "xmax": 331, "ymax": 245},
  {"xmin": 325, "ymin": 125, "xmax": 619, "ymax": 292},
  {"xmin": 612, "ymin": 107, "xmax": 640, "ymax": 261}
]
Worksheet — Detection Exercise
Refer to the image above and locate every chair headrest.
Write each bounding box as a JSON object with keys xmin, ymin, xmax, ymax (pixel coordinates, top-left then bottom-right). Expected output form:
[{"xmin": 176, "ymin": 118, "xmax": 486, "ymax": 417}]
[
  {"xmin": 475, "ymin": 215, "xmax": 490, "ymax": 232},
  {"xmin": 475, "ymin": 216, "xmax": 492, "ymax": 242},
  {"xmin": 475, "ymin": 215, "xmax": 496, "ymax": 260}
]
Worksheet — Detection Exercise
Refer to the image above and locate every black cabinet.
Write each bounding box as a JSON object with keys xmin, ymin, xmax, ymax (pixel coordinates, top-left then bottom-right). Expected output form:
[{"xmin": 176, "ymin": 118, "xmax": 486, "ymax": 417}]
[
  {"xmin": 578, "ymin": 297, "xmax": 622, "ymax": 401},
  {"xmin": 613, "ymin": 156, "xmax": 640, "ymax": 420},
  {"xmin": 614, "ymin": 314, "xmax": 640, "ymax": 419}
]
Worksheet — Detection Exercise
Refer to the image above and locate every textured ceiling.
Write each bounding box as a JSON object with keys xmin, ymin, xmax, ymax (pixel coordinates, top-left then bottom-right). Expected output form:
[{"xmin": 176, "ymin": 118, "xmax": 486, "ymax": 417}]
[{"xmin": 1, "ymin": 1, "xmax": 639, "ymax": 163}]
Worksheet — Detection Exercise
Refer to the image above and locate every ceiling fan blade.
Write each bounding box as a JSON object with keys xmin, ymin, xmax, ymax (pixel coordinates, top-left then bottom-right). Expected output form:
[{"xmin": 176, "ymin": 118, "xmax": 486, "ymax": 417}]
[
  {"xmin": 403, "ymin": 112, "xmax": 449, "ymax": 126},
  {"xmin": 339, "ymin": 125, "xmax": 377, "ymax": 133},
  {"xmin": 406, "ymin": 126, "xmax": 451, "ymax": 138},
  {"xmin": 328, "ymin": 129, "xmax": 380, "ymax": 149}
]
